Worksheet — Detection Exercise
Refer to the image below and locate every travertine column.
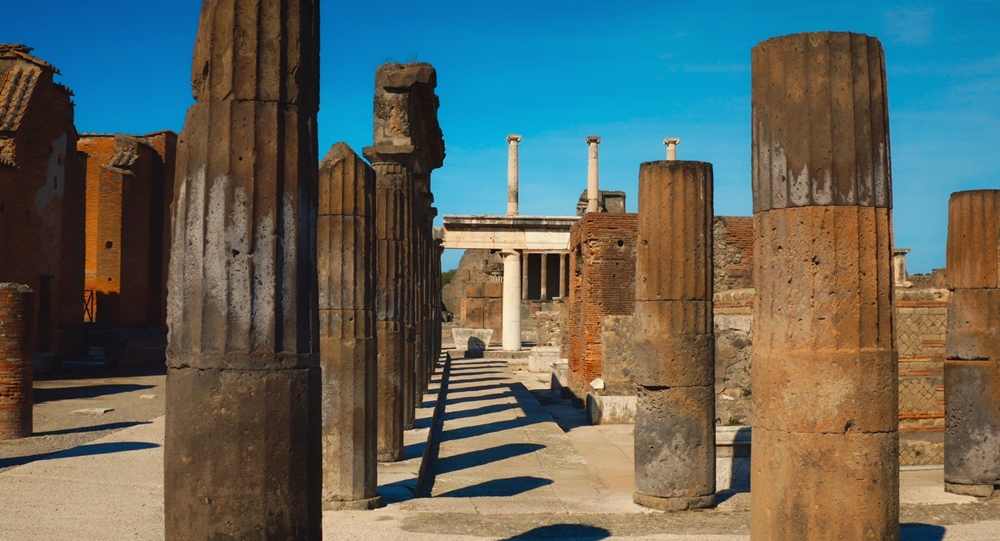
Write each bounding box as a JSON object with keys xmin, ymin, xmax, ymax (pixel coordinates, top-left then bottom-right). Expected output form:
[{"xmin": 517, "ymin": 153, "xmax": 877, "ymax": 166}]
[
  {"xmin": 540, "ymin": 253, "xmax": 548, "ymax": 301},
  {"xmin": 944, "ymin": 190, "xmax": 1000, "ymax": 497},
  {"xmin": 364, "ymin": 62, "xmax": 445, "ymax": 460},
  {"xmin": 751, "ymin": 32, "xmax": 898, "ymax": 541},
  {"xmin": 0, "ymin": 284, "xmax": 33, "ymax": 440},
  {"xmin": 586, "ymin": 136, "xmax": 600, "ymax": 212},
  {"xmin": 502, "ymin": 250, "xmax": 522, "ymax": 351},
  {"xmin": 663, "ymin": 138, "xmax": 680, "ymax": 161},
  {"xmin": 632, "ymin": 161, "xmax": 715, "ymax": 511},
  {"xmin": 164, "ymin": 1, "xmax": 322, "ymax": 537},
  {"xmin": 507, "ymin": 135, "xmax": 521, "ymax": 215},
  {"xmin": 318, "ymin": 143, "xmax": 381, "ymax": 510},
  {"xmin": 559, "ymin": 254, "xmax": 567, "ymax": 298}
]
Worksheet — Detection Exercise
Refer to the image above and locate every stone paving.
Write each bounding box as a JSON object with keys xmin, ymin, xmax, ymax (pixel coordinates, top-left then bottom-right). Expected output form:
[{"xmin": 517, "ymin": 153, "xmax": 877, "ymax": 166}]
[{"xmin": 1, "ymin": 353, "xmax": 1000, "ymax": 539}]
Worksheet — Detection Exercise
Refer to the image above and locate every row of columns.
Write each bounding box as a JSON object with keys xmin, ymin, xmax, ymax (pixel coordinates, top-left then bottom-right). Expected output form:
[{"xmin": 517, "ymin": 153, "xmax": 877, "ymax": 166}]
[
  {"xmin": 520, "ymin": 253, "xmax": 569, "ymax": 301},
  {"xmin": 161, "ymin": 3, "xmax": 445, "ymax": 536}
]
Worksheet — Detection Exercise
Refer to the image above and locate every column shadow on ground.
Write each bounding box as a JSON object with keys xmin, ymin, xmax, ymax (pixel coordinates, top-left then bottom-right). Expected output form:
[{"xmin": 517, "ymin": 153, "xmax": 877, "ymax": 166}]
[
  {"xmin": 34, "ymin": 384, "xmax": 155, "ymax": 403},
  {"xmin": 438, "ymin": 476, "xmax": 554, "ymax": 498},
  {"xmin": 440, "ymin": 417, "xmax": 543, "ymax": 442},
  {"xmin": 900, "ymin": 524, "xmax": 946, "ymax": 541},
  {"xmin": 0, "ymin": 441, "xmax": 160, "ymax": 469},
  {"xmin": 500, "ymin": 525, "xmax": 610, "ymax": 540},
  {"xmin": 33, "ymin": 421, "xmax": 152, "ymax": 437},
  {"xmin": 445, "ymin": 391, "xmax": 512, "ymax": 407},
  {"xmin": 434, "ymin": 443, "xmax": 545, "ymax": 476}
]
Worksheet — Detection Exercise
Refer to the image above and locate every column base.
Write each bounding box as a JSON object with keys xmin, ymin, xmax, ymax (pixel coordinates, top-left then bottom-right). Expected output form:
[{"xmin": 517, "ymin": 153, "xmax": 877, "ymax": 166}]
[
  {"xmin": 945, "ymin": 482, "xmax": 996, "ymax": 498},
  {"xmin": 633, "ymin": 491, "xmax": 715, "ymax": 511},
  {"xmin": 323, "ymin": 495, "xmax": 383, "ymax": 511},
  {"xmin": 377, "ymin": 451, "xmax": 403, "ymax": 463}
]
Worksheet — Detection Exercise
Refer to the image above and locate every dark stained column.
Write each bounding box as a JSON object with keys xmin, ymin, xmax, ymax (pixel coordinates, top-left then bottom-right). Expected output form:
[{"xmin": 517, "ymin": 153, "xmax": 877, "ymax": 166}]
[
  {"xmin": 318, "ymin": 143, "xmax": 380, "ymax": 510},
  {"xmin": 632, "ymin": 161, "xmax": 715, "ymax": 511},
  {"xmin": 164, "ymin": 0, "xmax": 322, "ymax": 538},
  {"xmin": 0, "ymin": 284, "xmax": 33, "ymax": 440},
  {"xmin": 750, "ymin": 32, "xmax": 898, "ymax": 541},
  {"xmin": 364, "ymin": 62, "xmax": 445, "ymax": 462},
  {"xmin": 944, "ymin": 190, "xmax": 1000, "ymax": 497}
]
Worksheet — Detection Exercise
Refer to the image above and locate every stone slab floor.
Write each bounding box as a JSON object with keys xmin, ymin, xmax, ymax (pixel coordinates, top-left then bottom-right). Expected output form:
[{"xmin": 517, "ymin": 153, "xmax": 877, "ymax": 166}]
[{"xmin": 1, "ymin": 353, "xmax": 999, "ymax": 540}]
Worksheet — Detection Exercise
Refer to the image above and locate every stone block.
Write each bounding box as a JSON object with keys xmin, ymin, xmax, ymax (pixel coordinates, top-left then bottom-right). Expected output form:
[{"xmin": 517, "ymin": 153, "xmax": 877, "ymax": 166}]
[
  {"xmin": 946, "ymin": 288, "xmax": 1000, "ymax": 360},
  {"xmin": 528, "ymin": 346, "xmax": 560, "ymax": 373},
  {"xmin": 483, "ymin": 281, "xmax": 503, "ymax": 298},
  {"xmin": 465, "ymin": 282, "xmax": 483, "ymax": 298},
  {"xmin": 451, "ymin": 328, "xmax": 493, "ymax": 356},
  {"xmin": 585, "ymin": 393, "xmax": 637, "ymax": 425},
  {"xmin": 944, "ymin": 359, "xmax": 1000, "ymax": 489},
  {"xmin": 946, "ymin": 190, "xmax": 1000, "ymax": 289}
]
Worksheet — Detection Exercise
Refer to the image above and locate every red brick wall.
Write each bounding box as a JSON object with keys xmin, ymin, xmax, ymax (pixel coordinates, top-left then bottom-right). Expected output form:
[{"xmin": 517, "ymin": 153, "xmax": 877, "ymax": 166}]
[
  {"xmin": 567, "ymin": 213, "xmax": 638, "ymax": 400},
  {"xmin": 713, "ymin": 216, "xmax": 754, "ymax": 292},
  {"xmin": 0, "ymin": 52, "xmax": 85, "ymax": 358}
]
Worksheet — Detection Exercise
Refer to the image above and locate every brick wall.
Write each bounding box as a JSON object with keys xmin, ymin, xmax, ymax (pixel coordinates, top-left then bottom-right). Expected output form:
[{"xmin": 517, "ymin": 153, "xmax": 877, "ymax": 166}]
[
  {"xmin": 713, "ymin": 216, "xmax": 754, "ymax": 293},
  {"xmin": 567, "ymin": 213, "xmax": 638, "ymax": 401},
  {"xmin": 0, "ymin": 46, "xmax": 85, "ymax": 361},
  {"xmin": 895, "ymin": 288, "xmax": 949, "ymax": 435}
]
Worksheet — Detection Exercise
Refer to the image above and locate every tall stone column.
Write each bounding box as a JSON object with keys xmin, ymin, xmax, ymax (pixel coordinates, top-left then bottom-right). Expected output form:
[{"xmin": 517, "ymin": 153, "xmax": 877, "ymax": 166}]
[
  {"xmin": 559, "ymin": 254, "xmax": 567, "ymax": 298},
  {"xmin": 632, "ymin": 161, "xmax": 715, "ymax": 511},
  {"xmin": 586, "ymin": 136, "xmax": 601, "ymax": 212},
  {"xmin": 364, "ymin": 62, "xmax": 445, "ymax": 460},
  {"xmin": 540, "ymin": 253, "xmax": 549, "ymax": 301},
  {"xmin": 434, "ymin": 237, "xmax": 445, "ymax": 363},
  {"xmin": 502, "ymin": 250, "xmax": 522, "ymax": 351},
  {"xmin": 164, "ymin": 0, "xmax": 322, "ymax": 537},
  {"xmin": 507, "ymin": 135, "xmax": 521, "ymax": 215},
  {"xmin": 750, "ymin": 32, "xmax": 898, "ymax": 541},
  {"xmin": 318, "ymin": 143, "xmax": 380, "ymax": 510},
  {"xmin": 522, "ymin": 255, "xmax": 529, "ymax": 300},
  {"xmin": 0, "ymin": 284, "xmax": 33, "ymax": 440},
  {"xmin": 944, "ymin": 190, "xmax": 1000, "ymax": 497}
]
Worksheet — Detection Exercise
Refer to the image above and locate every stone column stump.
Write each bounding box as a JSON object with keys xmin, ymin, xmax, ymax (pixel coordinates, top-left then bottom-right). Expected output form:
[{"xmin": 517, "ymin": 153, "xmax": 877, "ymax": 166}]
[
  {"xmin": 750, "ymin": 31, "xmax": 899, "ymax": 541},
  {"xmin": 944, "ymin": 189, "xmax": 1000, "ymax": 497},
  {"xmin": 632, "ymin": 161, "xmax": 715, "ymax": 511}
]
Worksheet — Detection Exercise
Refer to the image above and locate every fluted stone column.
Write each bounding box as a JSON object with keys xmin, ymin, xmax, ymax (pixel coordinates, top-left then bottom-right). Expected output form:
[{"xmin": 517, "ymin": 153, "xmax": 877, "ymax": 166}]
[
  {"xmin": 586, "ymin": 136, "xmax": 600, "ymax": 212},
  {"xmin": 318, "ymin": 143, "xmax": 380, "ymax": 510},
  {"xmin": 502, "ymin": 250, "xmax": 522, "ymax": 351},
  {"xmin": 164, "ymin": 1, "xmax": 322, "ymax": 537},
  {"xmin": 944, "ymin": 190, "xmax": 1000, "ymax": 497},
  {"xmin": 434, "ymin": 237, "xmax": 445, "ymax": 364},
  {"xmin": 750, "ymin": 32, "xmax": 898, "ymax": 541},
  {"xmin": 364, "ymin": 62, "xmax": 445, "ymax": 461},
  {"xmin": 507, "ymin": 135, "xmax": 521, "ymax": 215},
  {"xmin": 0, "ymin": 284, "xmax": 33, "ymax": 440},
  {"xmin": 633, "ymin": 161, "xmax": 715, "ymax": 511}
]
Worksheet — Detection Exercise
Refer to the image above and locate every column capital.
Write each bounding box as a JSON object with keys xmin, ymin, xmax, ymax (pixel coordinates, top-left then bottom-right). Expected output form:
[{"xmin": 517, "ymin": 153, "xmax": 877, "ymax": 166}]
[
  {"xmin": 586, "ymin": 135, "xmax": 601, "ymax": 145},
  {"xmin": 507, "ymin": 134, "xmax": 522, "ymax": 144},
  {"xmin": 663, "ymin": 137, "xmax": 681, "ymax": 146}
]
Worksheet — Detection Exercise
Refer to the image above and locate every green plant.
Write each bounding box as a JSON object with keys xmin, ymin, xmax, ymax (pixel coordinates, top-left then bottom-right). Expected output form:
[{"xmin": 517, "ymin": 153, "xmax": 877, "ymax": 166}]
[{"xmin": 441, "ymin": 268, "xmax": 457, "ymax": 287}]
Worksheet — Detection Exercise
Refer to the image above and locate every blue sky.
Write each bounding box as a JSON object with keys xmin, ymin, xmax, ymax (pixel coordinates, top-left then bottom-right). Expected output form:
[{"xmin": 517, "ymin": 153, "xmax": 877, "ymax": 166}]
[{"xmin": 3, "ymin": 1, "xmax": 998, "ymax": 272}]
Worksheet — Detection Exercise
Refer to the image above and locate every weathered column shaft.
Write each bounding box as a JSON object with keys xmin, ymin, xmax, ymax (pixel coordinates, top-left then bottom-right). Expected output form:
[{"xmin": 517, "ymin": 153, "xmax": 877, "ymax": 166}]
[
  {"xmin": 507, "ymin": 135, "xmax": 521, "ymax": 215},
  {"xmin": 372, "ymin": 161, "xmax": 407, "ymax": 462},
  {"xmin": 632, "ymin": 161, "xmax": 715, "ymax": 511},
  {"xmin": 522, "ymin": 254, "xmax": 529, "ymax": 300},
  {"xmin": 750, "ymin": 32, "xmax": 898, "ymax": 541},
  {"xmin": 164, "ymin": 1, "xmax": 322, "ymax": 537},
  {"xmin": 0, "ymin": 284, "xmax": 33, "ymax": 440},
  {"xmin": 944, "ymin": 190, "xmax": 1000, "ymax": 496},
  {"xmin": 559, "ymin": 254, "xmax": 567, "ymax": 298},
  {"xmin": 502, "ymin": 251, "xmax": 522, "ymax": 351},
  {"xmin": 402, "ymin": 178, "xmax": 416, "ymax": 431},
  {"xmin": 586, "ymin": 136, "xmax": 600, "ymax": 212},
  {"xmin": 318, "ymin": 143, "xmax": 380, "ymax": 510}
]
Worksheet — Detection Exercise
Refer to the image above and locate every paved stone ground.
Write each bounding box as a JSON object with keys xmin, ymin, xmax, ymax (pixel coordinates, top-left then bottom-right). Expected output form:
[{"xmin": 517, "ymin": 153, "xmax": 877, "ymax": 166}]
[{"xmin": 1, "ymin": 353, "xmax": 1000, "ymax": 540}]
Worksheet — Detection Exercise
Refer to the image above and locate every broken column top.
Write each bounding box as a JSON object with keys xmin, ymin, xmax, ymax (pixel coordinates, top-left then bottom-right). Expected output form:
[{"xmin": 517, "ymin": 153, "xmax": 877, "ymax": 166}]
[
  {"xmin": 189, "ymin": 0, "xmax": 319, "ymax": 109},
  {"xmin": 947, "ymin": 190, "xmax": 1000, "ymax": 289},
  {"xmin": 751, "ymin": 31, "xmax": 891, "ymax": 212},
  {"xmin": 365, "ymin": 62, "xmax": 445, "ymax": 173}
]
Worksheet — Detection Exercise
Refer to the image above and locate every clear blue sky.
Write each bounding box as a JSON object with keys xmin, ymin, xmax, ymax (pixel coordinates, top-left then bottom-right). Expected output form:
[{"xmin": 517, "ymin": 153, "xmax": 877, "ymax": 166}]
[{"xmin": 3, "ymin": 1, "xmax": 997, "ymax": 272}]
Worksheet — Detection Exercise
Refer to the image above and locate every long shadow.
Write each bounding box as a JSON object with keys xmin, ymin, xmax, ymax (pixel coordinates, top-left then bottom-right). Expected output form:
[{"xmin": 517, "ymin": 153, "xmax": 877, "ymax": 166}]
[
  {"xmin": 434, "ymin": 443, "xmax": 544, "ymax": 476},
  {"xmin": 501, "ymin": 525, "xmax": 610, "ymax": 540},
  {"xmin": 441, "ymin": 403, "xmax": 512, "ymax": 422},
  {"xmin": 439, "ymin": 476, "xmax": 553, "ymax": 498},
  {"xmin": 446, "ymin": 391, "xmax": 512, "ymax": 407},
  {"xmin": 33, "ymin": 421, "xmax": 152, "ymax": 437},
  {"xmin": 447, "ymin": 383, "xmax": 512, "ymax": 395},
  {"xmin": 378, "ymin": 478, "xmax": 417, "ymax": 505},
  {"xmin": 441, "ymin": 417, "xmax": 543, "ymax": 442},
  {"xmin": 449, "ymin": 377, "xmax": 508, "ymax": 385},
  {"xmin": 0, "ymin": 441, "xmax": 160, "ymax": 469},
  {"xmin": 34, "ymin": 384, "xmax": 155, "ymax": 403},
  {"xmin": 900, "ymin": 524, "xmax": 946, "ymax": 541}
]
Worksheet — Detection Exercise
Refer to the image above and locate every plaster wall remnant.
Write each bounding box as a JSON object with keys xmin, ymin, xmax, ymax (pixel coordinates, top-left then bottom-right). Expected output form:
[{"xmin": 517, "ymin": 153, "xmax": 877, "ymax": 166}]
[
  {"xmin": 364, "ymin": 61, "xmax": 445, "ymax": 462},
  {"xmin": 0, "ymin": 283, "xmax": 33, "ymax": 440},
  {"xmin": 163, "ymin": 1, "xmax": 322, "ymax": 538},
  {"xmin": 944, "ymin": 190, "xmax": 1000, "ymax": 497},
  {"xmin": 318, "ymin": 143, "xmax": 381, "ymax": 510},
  {"xmin": 586, "ymin": 136, "xmax": 600, "ymax": 213},
  {"xmin": 632, "ymin": 161, "xmax": 715, "ymax": 511},
  {"xmin": 750, "ymin": 32, "xmax": 898, "ymax": 541},
  {"xmin": 507, "ymin": 135, "xmax": 521, "ymax": 215}
]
